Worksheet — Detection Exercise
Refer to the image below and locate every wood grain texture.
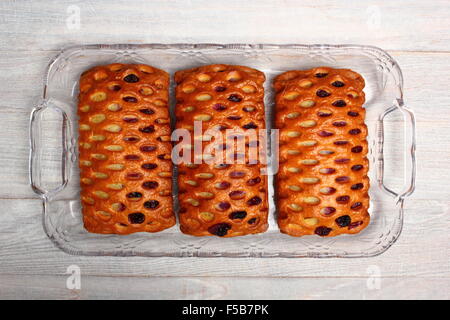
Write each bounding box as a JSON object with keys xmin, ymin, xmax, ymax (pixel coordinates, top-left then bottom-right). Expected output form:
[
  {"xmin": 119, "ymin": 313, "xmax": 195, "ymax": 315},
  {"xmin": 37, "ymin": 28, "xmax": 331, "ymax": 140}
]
[
  {"xmin": 0, "ymin": 0, "xmax": 449, "ymax": 300},
  {"xmin": 1, "ymin": 274, "xmax": 448, "ymax": 300}
]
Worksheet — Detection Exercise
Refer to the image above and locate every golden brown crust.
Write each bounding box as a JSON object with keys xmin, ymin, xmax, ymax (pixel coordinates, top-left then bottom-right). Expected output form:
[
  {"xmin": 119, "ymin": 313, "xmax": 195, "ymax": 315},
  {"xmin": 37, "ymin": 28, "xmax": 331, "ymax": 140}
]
[
  {"xmin": 273, "ymin": 67, "xmax": 370, "ymax": 237},
  {"xmin": 78, "ymin": 63, "xmax": 175, "ymax": 234},
  {"xmin": 174, "ymin": 64, "xmax": 269, "ymax": 237}
]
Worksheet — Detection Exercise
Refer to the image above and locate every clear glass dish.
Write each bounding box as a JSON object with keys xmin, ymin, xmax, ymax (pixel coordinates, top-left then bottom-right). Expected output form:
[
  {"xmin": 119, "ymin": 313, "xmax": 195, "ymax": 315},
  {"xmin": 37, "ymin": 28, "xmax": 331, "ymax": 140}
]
[{"xmin": 29, "ymin": 44, "xmax": 416, "ymax": 258}]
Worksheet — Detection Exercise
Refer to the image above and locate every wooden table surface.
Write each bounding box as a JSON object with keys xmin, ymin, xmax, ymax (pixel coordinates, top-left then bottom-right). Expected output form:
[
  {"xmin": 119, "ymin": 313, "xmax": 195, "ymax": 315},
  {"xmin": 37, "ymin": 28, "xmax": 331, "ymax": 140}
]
[{"xmin": 0, "ymin": 0, "xmax": 449, "ymax": 300}]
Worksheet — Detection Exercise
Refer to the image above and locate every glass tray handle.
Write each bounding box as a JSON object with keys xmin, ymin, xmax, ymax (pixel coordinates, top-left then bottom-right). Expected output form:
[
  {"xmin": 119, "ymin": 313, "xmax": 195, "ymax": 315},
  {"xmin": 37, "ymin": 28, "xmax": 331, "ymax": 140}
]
[
  {"xmin": 377, "ymin": 98, "xmax": 416, "ymax": 200},
  {"xmin": 29, "ymin": 100, "xmax": 71, "ymax": 198}
]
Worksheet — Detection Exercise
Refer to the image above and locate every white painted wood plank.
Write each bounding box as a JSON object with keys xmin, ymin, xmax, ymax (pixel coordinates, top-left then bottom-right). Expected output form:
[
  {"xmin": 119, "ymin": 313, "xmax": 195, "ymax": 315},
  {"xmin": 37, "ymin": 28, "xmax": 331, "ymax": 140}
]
[
  {"xmin": 0, "ymin": 274, "xmax": 448, "ymax": 300},
  {"xmin": 0, "ymin": 0, "xmax": 449, "ymax": 51}
]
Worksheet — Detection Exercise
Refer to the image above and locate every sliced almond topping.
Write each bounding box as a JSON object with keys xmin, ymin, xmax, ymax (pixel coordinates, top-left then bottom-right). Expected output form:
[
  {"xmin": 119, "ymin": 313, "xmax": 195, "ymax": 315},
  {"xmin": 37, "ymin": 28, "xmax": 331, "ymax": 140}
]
[
  {"xmin": 94, "ymin": 71, "xmax": 108, "ymax": 81},
  {"xmin": 90, "ymin": 114, "xmax": 106, "ymax": 124},
  {"xmin": 288, "ymin": 185, "xmax": 303, "ymax": 192},
  {"xmin": 194, "ymin": 114, "xmax": 212, "ymax": 121},
  {"xmin": 181, "ymin": 124, "xmax": 194, "ymax": 131},
  {"xmin": 182, "ymin": 85, "xmax": 196, "ymax": 93},
  {"xmin": 90, "ymin": 135, "xmax": 106, "ymax": 141},
  {"xmin": 197, "ymin": 74, "xmax": 211, "ymax": 82},
  {"xmin": 159, "ymin": 190, "xmax": 171, "ymax": 196},
  {"xmin": 139, "ymin": 86, "xmax": 153, "ymax": 96},
  {"xmin": 284, "ymin": 91, "xmax": 300, "ymax": 100},
  {"xmin": 153, "ymin": 99, "xmax": 166, "ymax": 107},
  {"xmin": 287, "ymin": 150, "xmax": 301, "ymax": 155},
  {"xmin": 299, "ymin": 100, "xmax": 315, "ymax": 108},
  {"xmin": 286, "ymin": 112, "xmax": 300, "ymax": 119},
  {"xmin": 104, "ymin": 124, "xmax": 121, "ymax": 133},
  {"xmin": 106, "ymin": 164, "xmax": 124, "ymax": 171},
  {"xmin": 96, "ymin": 210, "xmax": 111, "ymax": 217},
  {"xmin": 319, "ymin": 168, "xmax": 336, "ymax": 174},
  {"xmin": 80, "ymin": 160, "xmax": 92, "ymax": 167},
  {"xmin": 104, "ymin": 145, "xmax": 123, "ymax": 151},
  {"xmin": 155, "ymin": 118, "xmax": 170, "ymax": 124},
  {"xmin": 319, "ymin": 187, "xmax": 336, "ymax": 195},
  {"xmin": 111, "ymin": 203, "xmax": 125, "ymax": 211},
  {"xmin": 82, "ymin": 196, "xmax": 95, "ymax": 205},
  {"xmin": 93, "ymin": 190, "xmax": 109, "ymax": 199},
  {"xmin": 212, "ymin": 65, "xmax": 226, "ymax": 72},
  {"xmin": 195, "ymin": 93, "xmax": 212, "ymax": 101},
  {"xmin": 92, "ymin": 172, "xmax": 108, "ymax": 179},
  {"xmin": 107, "ymin": 183, "xmax": 124, "ymax": 190},
  {"xmin": 301, "ymin": 177, "xmax": 320, "ymax": 184},
  {"xmin": 158, "ymin": 172, "xmax": 172, "ymax": 178},
  {"xmin": 81, "ymin": 178, "xmax": 92, "ymax": 185},
  {"xmin": 80, "ymin": 142, "xmax": 92, "ymax": 149},
  {"xmin": 183, "ymin": 106, "xmax": 195, "ymax": 112},
  {"xmin": 80, "ymin": 105, "xmax": 90, "ymax": 112},
  {"xmin": 196, "ymin": 192, "xmax": 214, "ymax": 199},
  {"xmin": 199, "ymin": 212, "xmax": 215, "ymax": 222},
  {"xmin": 303, "ymin": 196, "xmax": 320, "ymax": 205},
  {"xmin": 107, "ymin": 103, "xmax": 121, "ymax": 111},
  {"xmin": 80, "ymin": 84, "xmax": 91, "ymax": 93},
  {"xmin": 95, "ymin": 211, "xmax": 112, "ymax": 221},
  {"xmin": 186, "ymin": 198, "xmax": 200, "ymax": 207},
  {"xmin": 304, "ymin": 217, "xmax": 318, "ymax": 226},
  {"xmin": 301, "ymin": 159, "xmax": 319, "ymax": 165},
  {"xmin": 140, "ymin": 65, "xmax": 155, "ymax": 74},
  {"xmin": 299, "ymin": 140, "xmax": 317, "ymax": 147},
  {"xmin": 185, "ymin": 180, "xmax": 198, "ymax": 186},
  {"xmin": 91, "ymin": 153, "xmax": 107, "ymax": 160},
  {"xmin": 348, "ymin": 91, "xmax": 359, "ymax": 98},
  {"xmin": 109, "ymin": 63, "xmax": 124, "ymax": 72},
  {"xmin": 226, "ymin": 71, "xmax": 241, "ymax": 82},
  {"xmin": 299, "ymin": 120, "xmax": 317, "ymax": 128},
  {"xmin": 159, "ymin": 135, "xmax": 171, "ymax": 142},
  {"xmin": 195, "ymin": 173, "xmax": 214, "ymax": 179},
  {"xmin": 286, "ymin": 131, "xmax": 301, "ymax": 138},
  {"xmin": 79, "ymin": 124, "xmax": 91, "ymax": 131},
  {"xmin": 90, "ymin": 92, "xmax": 107, "ymax": 102},
  {"xmin": 288, "ymin": 203, "xmax": 303, "ymax": 212},
  {"xmin": 287, "ymin": 223, "xmax": 303, "ymax": 231},
  {"xmin": 241, "ymin": 85, "xmax": 256, "ymax": 93},
  {"xmin": 299, "ymin": 80, "xmax": 313, "ymax": 88}
]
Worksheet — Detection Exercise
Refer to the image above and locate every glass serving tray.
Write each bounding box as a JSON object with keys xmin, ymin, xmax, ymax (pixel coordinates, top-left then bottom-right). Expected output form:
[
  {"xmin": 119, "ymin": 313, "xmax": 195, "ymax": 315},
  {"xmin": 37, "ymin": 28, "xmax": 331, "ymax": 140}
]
[{"xmin": 29, "ymin": 44, "xmax": 416, "ymax": 258}]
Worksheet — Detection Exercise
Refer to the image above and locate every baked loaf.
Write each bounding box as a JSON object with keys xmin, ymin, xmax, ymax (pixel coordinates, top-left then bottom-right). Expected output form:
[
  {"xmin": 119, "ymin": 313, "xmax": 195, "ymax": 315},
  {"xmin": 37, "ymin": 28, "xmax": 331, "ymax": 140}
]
[
  {"xmin": 273, "ymin": 67, "xmax": 370, "ymax": 237},
  {"xmin": 78, "ymin": 63, "xmax": 175, "ymax": 234},
  {"xmin": 174, "ymin": 64, "xmax": 269, "ymax": 237}
]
